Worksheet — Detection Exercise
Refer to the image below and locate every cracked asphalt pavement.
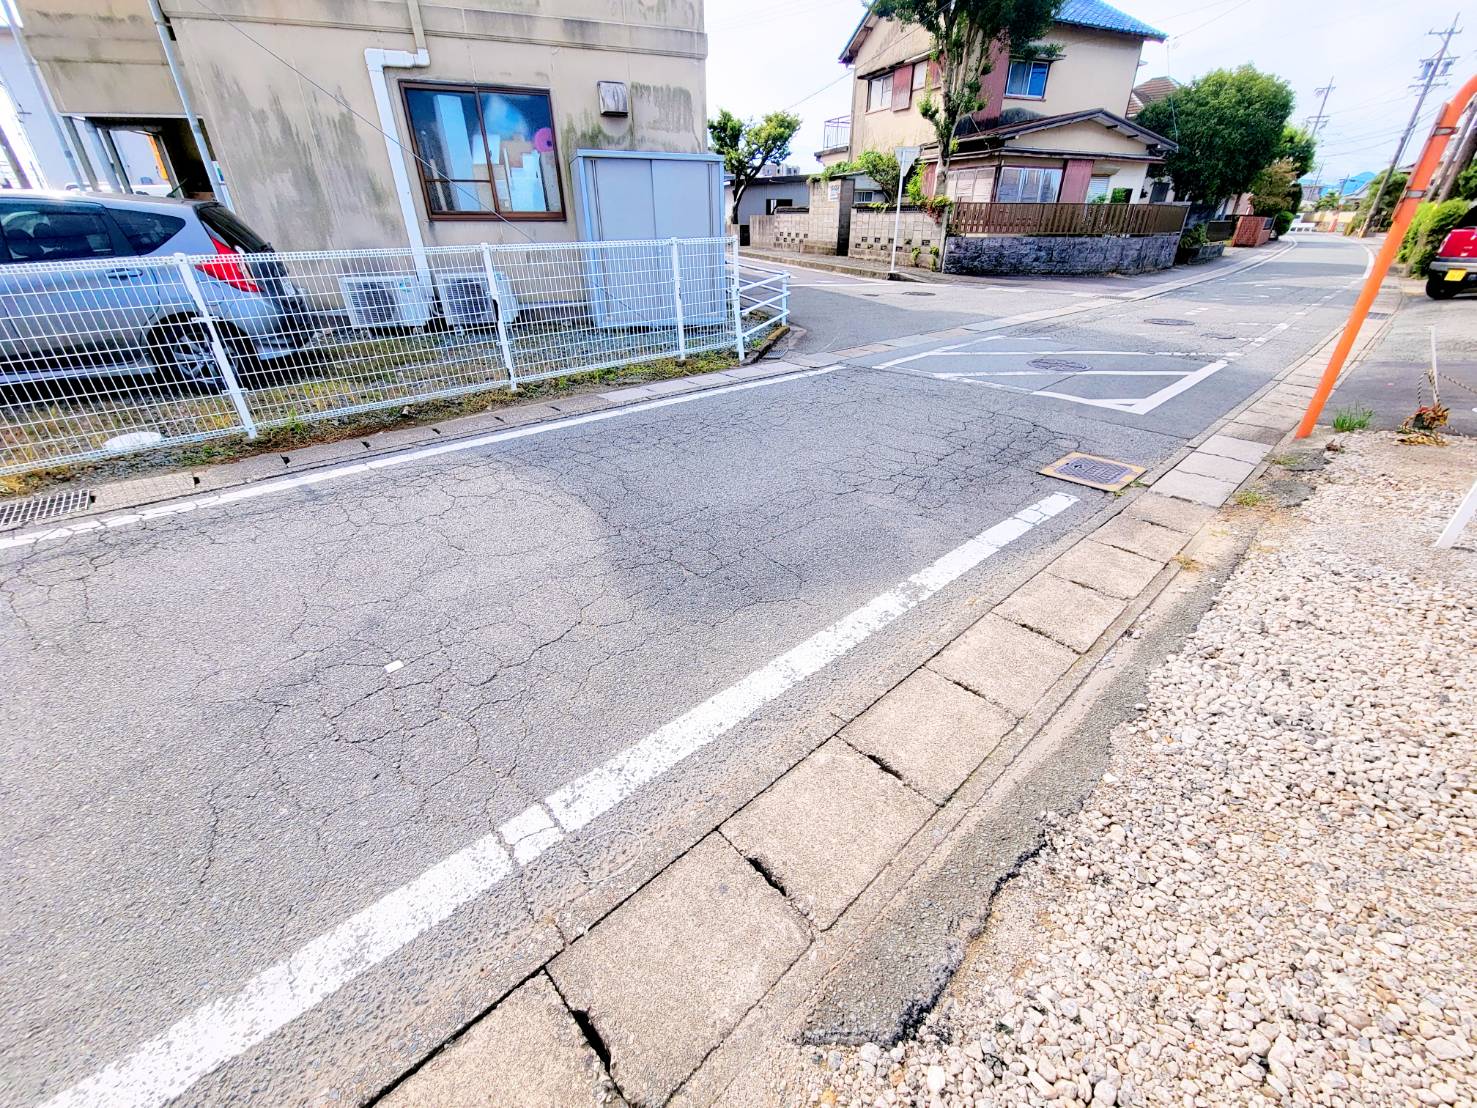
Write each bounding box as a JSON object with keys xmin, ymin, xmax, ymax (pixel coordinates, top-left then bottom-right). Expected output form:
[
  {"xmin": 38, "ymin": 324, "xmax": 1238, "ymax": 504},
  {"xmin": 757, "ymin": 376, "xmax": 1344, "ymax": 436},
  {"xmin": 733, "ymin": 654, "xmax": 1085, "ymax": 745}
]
[{"xmin": 1, "ymin": 234, "xmax": 1370, "ymax": 1106}]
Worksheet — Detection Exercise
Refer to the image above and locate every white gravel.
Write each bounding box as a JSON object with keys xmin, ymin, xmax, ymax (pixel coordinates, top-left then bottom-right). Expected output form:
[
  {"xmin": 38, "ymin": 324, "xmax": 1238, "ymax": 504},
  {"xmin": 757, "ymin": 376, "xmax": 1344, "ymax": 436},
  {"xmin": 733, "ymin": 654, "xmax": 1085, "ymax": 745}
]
[{"xmin": 801, "ymin": 433, "xmax": 1476, "ymax": 1107}]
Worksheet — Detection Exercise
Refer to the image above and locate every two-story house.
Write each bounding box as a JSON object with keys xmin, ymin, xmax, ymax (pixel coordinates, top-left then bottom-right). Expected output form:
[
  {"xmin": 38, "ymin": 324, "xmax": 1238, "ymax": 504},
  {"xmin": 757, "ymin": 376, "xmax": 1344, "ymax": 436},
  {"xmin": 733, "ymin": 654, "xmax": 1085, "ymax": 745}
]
[
  {"xmin": 10, "ymin": 0, "xmax": 709, "ymax": 250},
  {"xmin": 836, "ymin": 0, "xmax": 1175, "ymax": 206}
]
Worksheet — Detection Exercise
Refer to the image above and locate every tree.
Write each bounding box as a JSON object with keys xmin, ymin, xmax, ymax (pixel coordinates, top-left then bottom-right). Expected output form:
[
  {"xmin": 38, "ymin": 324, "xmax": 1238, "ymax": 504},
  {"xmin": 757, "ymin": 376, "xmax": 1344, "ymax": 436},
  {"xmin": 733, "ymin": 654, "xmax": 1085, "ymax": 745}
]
[
  {"xmin": 817, "ymin": 149, "xmax": 904, "ymax": 205},
  {"xmin": 1249, "ymin": 158, "xmax": 1299, "ymax": 216},
  {"xmin": 1275, "ymin": 126, "xmax": 1317, "ymax": 178},
  {"xmin": 708, "ymin": 109, "xmax": 802, "ymax": 225},
  {"xmin": 1352, "ymin": 168, "xmax": 1406, "ymax": 234},
  {"xmin": 1314, "ymin": 191, "xmax": 1343, "ymax": 211},
  {"xmin": 1136, "ymin": 66, "xmax": 1294, "ymax": 205},
  {"xmin": 871, "ymin": 0, "xmax": 1061, "ymax": 197}
]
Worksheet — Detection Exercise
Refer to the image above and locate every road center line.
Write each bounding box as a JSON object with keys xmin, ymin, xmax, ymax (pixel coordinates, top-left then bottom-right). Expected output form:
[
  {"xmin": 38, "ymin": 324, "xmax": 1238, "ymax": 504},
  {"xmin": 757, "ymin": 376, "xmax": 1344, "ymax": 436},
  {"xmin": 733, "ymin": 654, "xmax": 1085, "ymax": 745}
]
[
  {"xmin": 41, "ymin": 491, "xmax": 1076, "ymax": 1108},
  {"xmin": 1, "ymin": 367, "xmax": 838, "ymax": 553}
]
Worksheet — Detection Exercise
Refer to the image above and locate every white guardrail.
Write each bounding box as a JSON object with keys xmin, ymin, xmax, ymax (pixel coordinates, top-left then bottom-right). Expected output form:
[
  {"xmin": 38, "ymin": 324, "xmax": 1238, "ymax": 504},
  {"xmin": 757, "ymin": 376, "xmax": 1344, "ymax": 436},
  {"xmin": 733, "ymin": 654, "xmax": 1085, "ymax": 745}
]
[{"xmin": 0, "ymin": 236, "xmax": 788, "ymax": 477}]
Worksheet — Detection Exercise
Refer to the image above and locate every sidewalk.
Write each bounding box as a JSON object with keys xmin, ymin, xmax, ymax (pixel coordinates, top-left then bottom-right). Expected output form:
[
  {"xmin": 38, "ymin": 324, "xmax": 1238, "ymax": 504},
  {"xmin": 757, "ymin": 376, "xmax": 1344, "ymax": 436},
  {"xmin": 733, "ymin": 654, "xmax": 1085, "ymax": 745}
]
[{"xmin": 790, "ymin": 430, "xmax": 1477, "ymax": 1107}]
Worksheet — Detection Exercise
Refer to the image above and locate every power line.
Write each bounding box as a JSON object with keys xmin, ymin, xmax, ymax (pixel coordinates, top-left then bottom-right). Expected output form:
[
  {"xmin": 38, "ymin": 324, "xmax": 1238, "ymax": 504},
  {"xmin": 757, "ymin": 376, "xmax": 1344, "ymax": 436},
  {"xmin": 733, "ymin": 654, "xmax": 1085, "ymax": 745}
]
[
  {"xmin": 1171, "ymin": 0, "xmax": 1256, "ymax": 40},
  {"xmin": 1359, "ymin": 12, "xmax": 1461, "ymax": 236}
]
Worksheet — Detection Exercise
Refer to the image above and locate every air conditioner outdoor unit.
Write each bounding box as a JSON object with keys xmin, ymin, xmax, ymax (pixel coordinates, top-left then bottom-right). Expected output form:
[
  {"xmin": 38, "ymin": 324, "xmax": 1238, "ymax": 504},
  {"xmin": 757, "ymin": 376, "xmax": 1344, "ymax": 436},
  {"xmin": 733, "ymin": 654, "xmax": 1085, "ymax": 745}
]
[
  {"xmin": 339, "ymin": 275, "xmax": 434, "ymax": 329},
  {"xmin": 432, "ymin": 269, "xmax": 520, "ymax": 328}
]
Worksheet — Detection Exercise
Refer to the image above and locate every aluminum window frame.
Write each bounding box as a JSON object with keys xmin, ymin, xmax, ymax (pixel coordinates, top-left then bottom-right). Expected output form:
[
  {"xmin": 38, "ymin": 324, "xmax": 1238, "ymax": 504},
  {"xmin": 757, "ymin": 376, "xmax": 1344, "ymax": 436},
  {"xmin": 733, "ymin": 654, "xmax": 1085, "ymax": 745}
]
[
  {"xmin": 400, "ymin": 79, "xmax": 568, "ymax": 224},
  {"xmin": 1004, "ymin": 59, "xmax": 1051, "ymax": 100}
]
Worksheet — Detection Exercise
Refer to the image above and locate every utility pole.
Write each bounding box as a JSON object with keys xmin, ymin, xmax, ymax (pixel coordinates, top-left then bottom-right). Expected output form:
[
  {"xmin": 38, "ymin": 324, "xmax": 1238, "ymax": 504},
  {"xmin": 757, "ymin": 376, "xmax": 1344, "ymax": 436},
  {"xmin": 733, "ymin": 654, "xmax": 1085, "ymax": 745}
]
[
  {"xmin": 1306, "ymin": 78, "xmax": 1336, "ymax": 138},
  {"xmin": 1434, "ymin": 100, "xmax": 1477, "ymax": 202},
  {"xmin": 1360, "ymin": 14, "xmax": 1462, "ymax": 237}
]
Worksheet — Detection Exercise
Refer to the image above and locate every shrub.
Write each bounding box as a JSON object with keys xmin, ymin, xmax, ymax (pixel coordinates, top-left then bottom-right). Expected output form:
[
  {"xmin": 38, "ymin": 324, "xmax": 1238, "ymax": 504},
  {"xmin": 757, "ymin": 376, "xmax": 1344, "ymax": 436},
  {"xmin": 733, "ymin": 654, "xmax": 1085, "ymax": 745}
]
[
  {"xmin": 1110, "ymin": 187, "xmax": 1132, "ymax": 204},
  {"xmin": 1179, "ymin": 223, "xmax": 1208, "ymax": 250},
  {"xmin": 1272, "ymin": 210, "xmax": 1294, "ymax": 237},
  {"xmin": 1399, "ymin": 200, "xmax": 1472, "ymax": 276}
]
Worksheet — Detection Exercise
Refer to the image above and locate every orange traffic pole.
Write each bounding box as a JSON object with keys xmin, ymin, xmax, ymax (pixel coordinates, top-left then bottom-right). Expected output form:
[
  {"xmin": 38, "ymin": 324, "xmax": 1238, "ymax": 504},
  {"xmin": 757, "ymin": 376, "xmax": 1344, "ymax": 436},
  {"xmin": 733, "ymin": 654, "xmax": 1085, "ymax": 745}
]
[{"xmin": 1295, "ymin": 73, "xmax": 1477, "ymax": 438}]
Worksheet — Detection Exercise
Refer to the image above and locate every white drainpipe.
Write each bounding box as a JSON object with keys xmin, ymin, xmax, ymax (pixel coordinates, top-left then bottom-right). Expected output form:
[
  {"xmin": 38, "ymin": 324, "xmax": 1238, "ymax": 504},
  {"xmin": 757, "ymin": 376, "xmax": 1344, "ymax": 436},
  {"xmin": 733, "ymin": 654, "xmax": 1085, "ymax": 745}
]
[{"xmin": 366, "ymin": 0, "xmax": 430, "ymax": 276}]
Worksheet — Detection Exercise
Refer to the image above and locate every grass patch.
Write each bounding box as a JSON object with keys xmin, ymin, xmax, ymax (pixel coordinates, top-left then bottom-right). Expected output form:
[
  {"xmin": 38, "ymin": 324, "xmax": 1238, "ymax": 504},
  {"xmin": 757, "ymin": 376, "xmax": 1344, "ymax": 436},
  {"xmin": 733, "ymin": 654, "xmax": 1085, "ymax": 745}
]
[
  {"xmin": 1269, "ymin": 454, "xmax": 1300, "ymax": 467},
  {"xmin": 1332, "ymin": 405, "xmax": 1374, "ymax": 433},
  {"xmin": 1, "ymin": 337, "xmax": 769, "ymax": 499},
  {"xmin": 1233, "ymin": 489, "xmax": 1267, "ymax": 507},
  {"xmin": 1173, "ymin": 553, "xmax": 1203, "ymax": 572}
]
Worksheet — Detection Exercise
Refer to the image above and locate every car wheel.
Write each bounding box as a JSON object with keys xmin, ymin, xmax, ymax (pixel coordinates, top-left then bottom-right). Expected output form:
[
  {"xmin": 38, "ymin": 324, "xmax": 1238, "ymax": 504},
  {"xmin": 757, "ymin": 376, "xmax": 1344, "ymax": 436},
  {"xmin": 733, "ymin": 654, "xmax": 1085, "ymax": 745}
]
[
  {"xmin": 151, "ymin": 320, "xmax": 256, "ymax": 392},
  {"xmin": 1426, "ymin": 276, "xmax": 1461, "ymax": 300}
]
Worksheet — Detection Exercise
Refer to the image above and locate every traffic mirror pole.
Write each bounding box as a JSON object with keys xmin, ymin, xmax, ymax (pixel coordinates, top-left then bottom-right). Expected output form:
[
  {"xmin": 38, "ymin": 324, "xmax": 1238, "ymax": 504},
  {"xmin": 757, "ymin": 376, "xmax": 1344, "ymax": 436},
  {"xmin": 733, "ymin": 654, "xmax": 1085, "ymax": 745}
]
[{"xmin": 1296, "ymin": 73, "xmax": 1477, "ymax": 439}]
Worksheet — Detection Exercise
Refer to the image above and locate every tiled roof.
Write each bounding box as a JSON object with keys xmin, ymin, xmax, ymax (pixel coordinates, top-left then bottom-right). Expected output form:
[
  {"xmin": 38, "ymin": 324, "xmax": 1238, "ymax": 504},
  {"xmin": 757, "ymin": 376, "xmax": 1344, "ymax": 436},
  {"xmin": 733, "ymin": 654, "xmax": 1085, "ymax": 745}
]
[{"xmin": 1056, "ymin": 0, "xmax": 1167, "ymax": 41}]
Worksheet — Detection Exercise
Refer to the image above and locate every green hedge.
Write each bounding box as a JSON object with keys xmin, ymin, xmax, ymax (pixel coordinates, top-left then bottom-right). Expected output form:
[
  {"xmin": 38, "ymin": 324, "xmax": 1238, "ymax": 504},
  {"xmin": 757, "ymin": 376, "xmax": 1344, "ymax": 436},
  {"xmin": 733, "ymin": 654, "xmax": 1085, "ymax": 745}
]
[
  {"xmin": 1399, "ymin": 200, "xmax": 1472, "ymax": 276},
  {"xmin": 1272, "ymin": 210, "xmax": 1294, "ymax": 237}
]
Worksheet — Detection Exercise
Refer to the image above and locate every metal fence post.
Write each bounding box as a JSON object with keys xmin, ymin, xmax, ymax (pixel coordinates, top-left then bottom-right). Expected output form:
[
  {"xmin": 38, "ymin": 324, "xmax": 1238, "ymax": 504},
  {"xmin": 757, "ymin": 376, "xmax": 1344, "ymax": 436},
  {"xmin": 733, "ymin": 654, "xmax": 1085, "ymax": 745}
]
[
  {"xmin": 480, "ymin": 243, "xmax": 518, "ymax": 392},
  {"xmin": 174, "ymin": 253, "xmax": 257, "ymax": 440},
  {"xmin": 729, "ymin": 236, "xmax": 744, "ymax": 361},
  {"xmin": 670, "ymin": 237, "xmax": 687, "ymax": 362}
]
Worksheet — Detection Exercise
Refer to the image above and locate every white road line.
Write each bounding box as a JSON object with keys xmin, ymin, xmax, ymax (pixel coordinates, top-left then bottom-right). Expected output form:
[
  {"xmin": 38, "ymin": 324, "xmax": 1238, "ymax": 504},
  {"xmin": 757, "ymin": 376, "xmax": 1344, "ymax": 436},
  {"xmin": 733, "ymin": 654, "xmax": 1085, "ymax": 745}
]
[
  {"xmin": 1, "ymin": 367, "xmax": 838, "ymax": 553},
  {"xmin": 384, "ymin": 660, "xmax": 404, "ymax": 674},
  {"xmin": 41, "ymin": 491, "xmax": 1076, "ymax": 1108},
  {"xmin": 544, "ymin": 492, "xmax": 1076, "ymax": 830}
]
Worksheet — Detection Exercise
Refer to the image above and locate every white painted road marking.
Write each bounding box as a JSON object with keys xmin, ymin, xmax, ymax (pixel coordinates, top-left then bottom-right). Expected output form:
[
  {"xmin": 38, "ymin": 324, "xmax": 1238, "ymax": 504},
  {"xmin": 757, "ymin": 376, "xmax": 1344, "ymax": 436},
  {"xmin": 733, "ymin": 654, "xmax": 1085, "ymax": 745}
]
[
  {"xmin": 41, "ymin": 491, "xmax": 1076, "ymax": 1108},
  {"xmin": 383, "ymin": 660, "xmax": 404, "ymax": 674},
  {"xmin": 0, "ymin": 367, "xmax": 839, "ymax": 553}
]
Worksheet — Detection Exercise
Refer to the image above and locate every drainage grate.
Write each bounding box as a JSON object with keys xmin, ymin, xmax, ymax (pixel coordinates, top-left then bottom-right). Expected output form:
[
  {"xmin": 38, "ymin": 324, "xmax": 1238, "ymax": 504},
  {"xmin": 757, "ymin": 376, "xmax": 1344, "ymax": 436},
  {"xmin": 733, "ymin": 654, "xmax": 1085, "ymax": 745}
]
[
  {"xmin": 1029, "ymin": 357, "xmax": 1090, "ymax": 373},
  {"xmin": 0, "ymin": 488, "xmax": 93, "ymax": 529},
  {"xmin": 1145, "ymin": 318, "xmax": 1193, "ymax": 326},
  {"xmin": 1041, "ymin": 452, "xmax": 1146, "ymax": 492},
  {"xmin": 901, "ymin": 290, "xmax": 936, "ymax": 296}
]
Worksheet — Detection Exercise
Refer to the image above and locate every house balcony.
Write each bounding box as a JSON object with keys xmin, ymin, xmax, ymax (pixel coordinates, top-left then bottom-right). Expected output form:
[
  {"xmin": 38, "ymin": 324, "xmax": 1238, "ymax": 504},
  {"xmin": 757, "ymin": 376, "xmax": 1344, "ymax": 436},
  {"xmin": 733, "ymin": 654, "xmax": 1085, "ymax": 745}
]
[{"xmin": 818, "ymin": 116, "xmax": 850, "ymax": 155}]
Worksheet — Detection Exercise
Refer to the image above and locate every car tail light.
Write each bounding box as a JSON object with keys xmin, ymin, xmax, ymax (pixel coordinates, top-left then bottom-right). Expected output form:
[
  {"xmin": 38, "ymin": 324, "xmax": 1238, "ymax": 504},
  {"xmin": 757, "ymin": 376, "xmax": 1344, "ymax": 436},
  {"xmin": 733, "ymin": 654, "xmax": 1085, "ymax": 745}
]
[{"xmin": 195, "ymin": 234, "xmax": 260, "ymax": 293}]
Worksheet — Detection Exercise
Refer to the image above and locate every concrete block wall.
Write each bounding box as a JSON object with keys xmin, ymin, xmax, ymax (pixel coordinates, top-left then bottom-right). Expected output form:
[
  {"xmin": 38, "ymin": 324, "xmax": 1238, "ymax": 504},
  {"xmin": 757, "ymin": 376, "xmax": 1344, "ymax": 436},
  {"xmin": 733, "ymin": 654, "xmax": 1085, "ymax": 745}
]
[
  {"xmin": 848, "ymin": 209, "xmax": 945, "ymax": 267},
  {"xmin": 944, "ymin": 232, "xmax": 1179, "ymax": 276}
]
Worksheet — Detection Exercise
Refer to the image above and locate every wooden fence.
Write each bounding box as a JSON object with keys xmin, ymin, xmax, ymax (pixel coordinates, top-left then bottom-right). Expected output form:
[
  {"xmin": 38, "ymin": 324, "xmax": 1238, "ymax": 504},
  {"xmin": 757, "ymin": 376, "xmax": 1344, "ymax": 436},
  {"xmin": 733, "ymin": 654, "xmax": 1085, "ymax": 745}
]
[{"xmin": 950, "ymin": 202, "xmax": 1189, "ymax": 237}]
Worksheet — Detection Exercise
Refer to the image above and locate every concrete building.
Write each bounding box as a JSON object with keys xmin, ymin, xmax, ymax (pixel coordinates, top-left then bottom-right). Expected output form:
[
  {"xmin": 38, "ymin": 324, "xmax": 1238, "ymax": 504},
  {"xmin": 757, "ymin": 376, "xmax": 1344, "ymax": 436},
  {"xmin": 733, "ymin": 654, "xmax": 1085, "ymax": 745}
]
[
  {"xmin": 836, "ymin": 0, "xmax": 1175, "ymax": 205},
  {"xmin": 11, "ymin": 0, "xmax": 709, "ymax": 249}
]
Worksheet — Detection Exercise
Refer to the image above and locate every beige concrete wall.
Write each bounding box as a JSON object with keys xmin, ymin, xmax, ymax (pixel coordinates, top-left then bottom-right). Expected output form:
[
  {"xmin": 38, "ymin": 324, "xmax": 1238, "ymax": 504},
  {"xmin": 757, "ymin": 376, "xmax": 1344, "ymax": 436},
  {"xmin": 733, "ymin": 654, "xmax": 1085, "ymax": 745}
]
[
  {"xmin": 1005, "ymin": 26, "xmax": 1144, "ymax": 119},
  {"xmin": 15, "ymin": 0, "xmax": 707, "ymax": 249},
  {"xmin": 1005, "ymin": 120, "xmax": 1152, "ymax": 158},
  {"xmin": 846, "ymin": 19, "xmax": 933, "ymax": 159}
]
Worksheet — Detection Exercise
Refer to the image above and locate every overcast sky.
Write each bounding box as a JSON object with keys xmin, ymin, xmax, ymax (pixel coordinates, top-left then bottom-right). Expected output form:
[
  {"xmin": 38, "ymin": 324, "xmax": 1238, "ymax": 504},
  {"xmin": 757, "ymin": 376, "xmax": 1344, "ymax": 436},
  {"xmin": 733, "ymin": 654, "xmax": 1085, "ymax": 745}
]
[{"xmin": 704, "ymin": 0, "xmax": 1463, "ymax": 189}]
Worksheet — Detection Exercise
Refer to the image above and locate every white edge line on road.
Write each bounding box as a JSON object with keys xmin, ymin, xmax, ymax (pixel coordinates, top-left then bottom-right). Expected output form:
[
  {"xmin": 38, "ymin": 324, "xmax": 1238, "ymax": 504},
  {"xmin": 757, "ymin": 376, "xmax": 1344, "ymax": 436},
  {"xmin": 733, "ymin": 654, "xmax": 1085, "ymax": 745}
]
[
  {"xmin": 1, "ymin": 367, "xmax": 838, "ymax": 553},
  {"xmin": 40, "ymin": 490, "xmax": 1077, "ymax": 1108}
]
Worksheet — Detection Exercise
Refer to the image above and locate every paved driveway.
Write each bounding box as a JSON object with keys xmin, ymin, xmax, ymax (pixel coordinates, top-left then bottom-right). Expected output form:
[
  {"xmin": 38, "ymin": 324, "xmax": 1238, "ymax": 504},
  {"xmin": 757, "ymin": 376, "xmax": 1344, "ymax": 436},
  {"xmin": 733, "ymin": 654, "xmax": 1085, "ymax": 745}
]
[{"xmin": 2, "ymin": 234, "xmax": 1371, "ymax": 1107}]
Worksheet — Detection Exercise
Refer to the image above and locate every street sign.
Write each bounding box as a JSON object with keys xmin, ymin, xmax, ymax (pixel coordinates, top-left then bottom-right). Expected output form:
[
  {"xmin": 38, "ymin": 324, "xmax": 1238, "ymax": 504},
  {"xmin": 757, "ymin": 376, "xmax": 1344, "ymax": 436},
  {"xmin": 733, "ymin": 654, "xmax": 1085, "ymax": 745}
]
[{"xmin": 895, "ymin": 145, "xmax": 921, "ymax": 176}]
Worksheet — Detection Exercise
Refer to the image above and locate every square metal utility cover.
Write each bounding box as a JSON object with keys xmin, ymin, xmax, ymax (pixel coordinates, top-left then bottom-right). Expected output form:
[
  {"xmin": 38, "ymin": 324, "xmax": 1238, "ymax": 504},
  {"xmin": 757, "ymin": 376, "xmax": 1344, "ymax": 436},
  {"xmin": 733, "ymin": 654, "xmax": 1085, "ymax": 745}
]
[{"xmin": 1040, "ymin": 452, "xmax": 1146, "ymax": 492}]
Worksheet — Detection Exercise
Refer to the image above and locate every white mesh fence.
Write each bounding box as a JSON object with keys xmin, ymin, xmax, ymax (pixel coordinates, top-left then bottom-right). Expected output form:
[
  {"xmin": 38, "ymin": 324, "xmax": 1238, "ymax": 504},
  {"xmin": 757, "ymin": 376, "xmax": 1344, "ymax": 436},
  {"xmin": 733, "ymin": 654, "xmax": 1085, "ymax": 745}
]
[{"xmin": 0, "ymin": 236, "xmax": 788, "ymax": 477}]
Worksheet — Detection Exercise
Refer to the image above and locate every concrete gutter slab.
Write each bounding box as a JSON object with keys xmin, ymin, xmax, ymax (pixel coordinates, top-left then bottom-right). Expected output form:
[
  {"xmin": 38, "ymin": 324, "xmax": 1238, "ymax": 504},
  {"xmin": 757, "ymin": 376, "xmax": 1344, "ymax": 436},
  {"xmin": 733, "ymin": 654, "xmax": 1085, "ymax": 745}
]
[
  {"xmin": 1199, "ymin": 433, "xmax": 1272, "ymax": 464},
  {"xmin": 1176, "ymin": 452, "xmax": 1257, "ymax": 483},
  {"xmin": 721, "ymin": 739, "xmax": 935, "ymax": 928},
  {"xmin": 1046, "ymin": 539, "xmax": 1164, "ymax": 600},
  {"xmin": 1152, "ymin": 470, "xmax": 1239, "ymax": 507},
  {"xmin": 995, "ymin": 573, "xmax": 1129, "ymax": 653},
  {"xmin": 1093, "ymin": 513, "xmax": 1194, "ymax": 562},
  {"xmin": 546, "ymin": 835, "xmax": 807, "ymax": 1105},
  {"xmin": 840, "ymin": 669, "xmax": 1015, "ymax": 805},
  {"xmin": 380, "ymin": 973, "xmax": 609, "ymax": 1107},
  {"xmin": 927, "ymin": 614, "xmax": 1079, "ymax": 718}
]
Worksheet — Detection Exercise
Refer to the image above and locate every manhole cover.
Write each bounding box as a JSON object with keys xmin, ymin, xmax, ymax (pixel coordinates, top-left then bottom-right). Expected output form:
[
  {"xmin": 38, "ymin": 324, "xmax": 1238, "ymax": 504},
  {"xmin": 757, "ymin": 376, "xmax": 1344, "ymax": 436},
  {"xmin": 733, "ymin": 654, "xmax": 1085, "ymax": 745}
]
[
  {"xmin": 0, "ymin": 488, "xmax": 92, "ymax": 529},
  {"xmin": 1041, "ymin": 452, "xmax": 1147, "ymax": 492},
  {"xmin": 901, "ymin": 290, "xmax": 935, "ymax": 296},
  {"xmin": 1146, "ymin": 318, "xmax": 1193, "ymax": 326},
  {"xmin": 1028, "ymin": 357, "xmax": 1090, "ymax": 373}
]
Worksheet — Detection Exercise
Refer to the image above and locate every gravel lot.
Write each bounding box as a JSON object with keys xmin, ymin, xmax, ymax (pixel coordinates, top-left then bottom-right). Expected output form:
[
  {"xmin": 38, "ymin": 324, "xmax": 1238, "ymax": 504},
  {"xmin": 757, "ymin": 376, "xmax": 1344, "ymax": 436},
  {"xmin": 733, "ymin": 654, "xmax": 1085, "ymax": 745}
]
[{"xmin": 799, "ymin": 432, "xmax": 1476, "ymax": 1107}]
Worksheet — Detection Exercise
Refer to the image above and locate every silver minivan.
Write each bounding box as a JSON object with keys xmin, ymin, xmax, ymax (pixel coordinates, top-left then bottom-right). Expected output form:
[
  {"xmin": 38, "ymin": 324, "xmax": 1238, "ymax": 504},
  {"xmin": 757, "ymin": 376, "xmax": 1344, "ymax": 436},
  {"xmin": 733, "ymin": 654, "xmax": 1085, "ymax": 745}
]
[{"xmin": 0, "ymin": 191, "xmax": 310, "ymax": 390}]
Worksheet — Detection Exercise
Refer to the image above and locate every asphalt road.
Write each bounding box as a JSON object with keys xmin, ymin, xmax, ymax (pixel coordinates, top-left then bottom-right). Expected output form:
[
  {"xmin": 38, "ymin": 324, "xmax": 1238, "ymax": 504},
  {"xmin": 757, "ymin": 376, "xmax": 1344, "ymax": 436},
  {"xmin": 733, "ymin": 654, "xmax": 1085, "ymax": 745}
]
[{"xmin": 1, "ymin": 233, "xmax": 1372, "ymax": 1107}]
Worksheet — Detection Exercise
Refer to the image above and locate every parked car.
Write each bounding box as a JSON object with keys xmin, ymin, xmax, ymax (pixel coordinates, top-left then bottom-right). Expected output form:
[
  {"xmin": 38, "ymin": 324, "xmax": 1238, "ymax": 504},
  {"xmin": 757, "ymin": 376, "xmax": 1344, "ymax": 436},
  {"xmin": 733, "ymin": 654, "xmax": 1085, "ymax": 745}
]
[
  {"xmin": 0, "ymin": 191, "xmax": 311, "ymax": 390},
  {"xmin": 1426, "ymin": 208, "xmax": 1477, "ymax": 300}
]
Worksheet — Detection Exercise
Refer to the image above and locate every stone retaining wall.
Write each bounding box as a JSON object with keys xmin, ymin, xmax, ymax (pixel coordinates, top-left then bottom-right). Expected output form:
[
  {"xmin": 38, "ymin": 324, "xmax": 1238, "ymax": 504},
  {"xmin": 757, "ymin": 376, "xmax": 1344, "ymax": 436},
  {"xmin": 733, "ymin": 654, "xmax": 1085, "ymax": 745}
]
[{"xmin": 944, "ymin": 232, "xmax": 1179, "ymax": 277}]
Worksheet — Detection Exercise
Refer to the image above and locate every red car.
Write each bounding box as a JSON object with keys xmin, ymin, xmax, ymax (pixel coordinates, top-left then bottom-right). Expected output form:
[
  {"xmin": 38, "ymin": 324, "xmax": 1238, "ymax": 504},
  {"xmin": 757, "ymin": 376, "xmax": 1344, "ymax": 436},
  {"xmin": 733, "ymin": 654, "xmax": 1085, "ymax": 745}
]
[{"xmin": 1427, "ymin": 212, "xmax": 1477, "ymax": 299}]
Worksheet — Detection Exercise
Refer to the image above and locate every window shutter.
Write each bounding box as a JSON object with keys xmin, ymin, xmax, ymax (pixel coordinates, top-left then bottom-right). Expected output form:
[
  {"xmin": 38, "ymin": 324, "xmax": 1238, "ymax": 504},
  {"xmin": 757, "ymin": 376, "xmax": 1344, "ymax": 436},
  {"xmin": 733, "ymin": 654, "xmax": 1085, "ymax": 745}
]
[{"xmin": 893, "ymin": 65, "xmax": 913, "ymax": 110}]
